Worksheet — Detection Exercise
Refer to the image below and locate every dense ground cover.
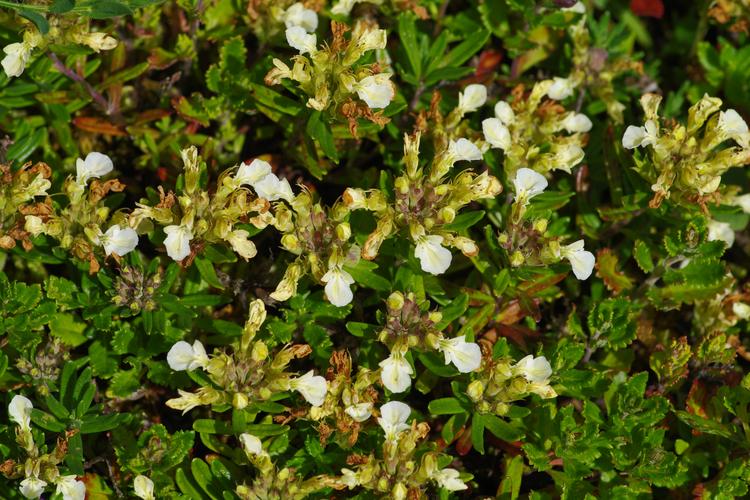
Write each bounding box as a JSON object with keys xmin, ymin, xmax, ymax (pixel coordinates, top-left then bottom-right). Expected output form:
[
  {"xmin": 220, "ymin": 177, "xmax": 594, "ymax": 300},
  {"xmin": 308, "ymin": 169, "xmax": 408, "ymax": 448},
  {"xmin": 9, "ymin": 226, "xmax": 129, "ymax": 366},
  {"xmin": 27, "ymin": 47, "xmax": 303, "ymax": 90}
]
[{"xmin": 1, "ymin": 0, "xmax": 750, "ymax": 498}]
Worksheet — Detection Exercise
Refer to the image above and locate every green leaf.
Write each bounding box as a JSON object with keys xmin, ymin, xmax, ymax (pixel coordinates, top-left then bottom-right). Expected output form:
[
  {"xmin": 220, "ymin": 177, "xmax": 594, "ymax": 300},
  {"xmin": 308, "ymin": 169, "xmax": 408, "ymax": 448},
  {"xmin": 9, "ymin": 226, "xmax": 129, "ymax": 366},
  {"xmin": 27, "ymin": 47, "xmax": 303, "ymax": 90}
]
[
  {"xmin": 49, "ymin": 0, "xmax": 76, "ymax": 14},
  {"xmin": 88, "ymin": 1, "xmax": 133, "ymax": 19},
  {"xmin": 345, "ymin": 260, "xmax": 391, "ymax": 292},
  {"xmin": 482, "ymin": 414, "xmax": 524, "ymax": 441},
  {"xmin": 441, "ymin": 30, "xmax": 490, "ymax": 68},
  {"xmin": 195, "ymin": 257, "xmax": 225, "ymax": 289},
  {"xmin": 397, "ymin": 14, "xmax": 422, "ymax": 78},
  {"xmin": 19, "ymin": 9, "xmax": 49, "ymax": 34},
  {"xmin": 470, "ymin": 412, "xmax": 485, "ymax": 454},
  {"xmin": 49, "ymin": 313, "xmax": 87, "ymax": 347},
  {"xmin": 428, "ymin": 397, "xmax": 467, "ymax": 415},
  {"xmin": 442, "ymin": 211, "xmax": 486, "ymax": 232}
]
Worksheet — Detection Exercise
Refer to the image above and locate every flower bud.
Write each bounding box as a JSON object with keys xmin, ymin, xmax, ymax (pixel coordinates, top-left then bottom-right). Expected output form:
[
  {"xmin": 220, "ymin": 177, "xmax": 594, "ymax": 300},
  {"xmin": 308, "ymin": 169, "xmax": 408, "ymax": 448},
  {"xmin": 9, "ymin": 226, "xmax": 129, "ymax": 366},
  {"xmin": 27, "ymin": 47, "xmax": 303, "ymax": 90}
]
[
  {"xmin": 336, "ymin": 222, "xmax": 351, "ymax": 241},
  {"xmin": 510, "ymin": 250, "xmax": 525, "ymax": 267},
  {"xmin": 439, "ymin": 207, "xmax": 456, "ymax": 223},
  {"xmin": 533, "ymin": 218, "xmax": 548, "ymax": 233},
  {"xmin": 467, "ymin": 380, "xmax": 484, "ymax": 401},
  {"xmin": 251, "ymin": 341, "xmax": 269, "ymax": 362},
  {"xmin": 233, "ymin": 392, "xmax": 249, "ymax": 410},
  {"xmin": 387, "ymin": 291, "xmax": 405, "ymax": 310},
  {"xmin": 394, "ymin": 176, "xmax": 409, "ymax": 194}
]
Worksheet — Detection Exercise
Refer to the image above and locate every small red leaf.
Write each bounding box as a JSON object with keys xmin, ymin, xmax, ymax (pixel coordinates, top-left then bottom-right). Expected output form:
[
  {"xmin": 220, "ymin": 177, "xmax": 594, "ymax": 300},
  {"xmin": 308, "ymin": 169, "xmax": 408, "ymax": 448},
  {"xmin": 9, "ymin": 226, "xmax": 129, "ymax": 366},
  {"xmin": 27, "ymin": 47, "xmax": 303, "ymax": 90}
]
[{"xmin": 630, "ymin": 0, "xmax": 664, "ymax": 18}]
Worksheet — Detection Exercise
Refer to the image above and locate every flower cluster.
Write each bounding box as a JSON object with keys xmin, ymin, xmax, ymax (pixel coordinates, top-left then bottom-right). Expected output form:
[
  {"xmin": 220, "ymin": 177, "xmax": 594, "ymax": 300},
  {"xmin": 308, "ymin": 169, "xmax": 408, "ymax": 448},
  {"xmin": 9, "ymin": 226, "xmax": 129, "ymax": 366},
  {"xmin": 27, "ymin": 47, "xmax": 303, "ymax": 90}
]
[
  {"xmin": 482, "ymin": 79, "xmax": 591, "ymax": 178},
  {"xmin": 130, "ymin": 147, "xmax": 287, "ymax": 263},
  {"xmin": 335, "ymin": 401, "xmax": 469, "ymax": 498},
  {"xmin": 270, "ymin": 188, "xmax": 360, "ymax": 306},
  {"xmin": 2, "ymin": 20, "xmax": 117, "ymax": 78},
  {"xmin": 344, "ymin": 131, "xmax": 501, "ymax": 275},
  {"xmin": 622, "ymin": 93, "xmax": 750, "ymax": 209},
  {"xmin": 165, "ymin": 299, "xmax": 328, "ymax": 413},
  {"xmin": 22, "ymin": 152, "xmax": 138, "ymax": 273},
  {"xmin": 0, "ymin": 161, "xmax": 51, "ymax": 250},
  {"xmin": 266, "ymin": 19, "xmax": 394, "ymax": 132},
  {"xmin": 234, "ymin": 431, "xmax": 339, "ymax": 499},
  {"xmin": 467, "ymin": 354, "xmax": 557, "ymax": 415},
  {"xmin": 377, "ymin": 292, "xmax": 482, "ymax": 393},
  {"xmin": 4, "ymin": 396, "xmax": 86, "ymax": 500}
]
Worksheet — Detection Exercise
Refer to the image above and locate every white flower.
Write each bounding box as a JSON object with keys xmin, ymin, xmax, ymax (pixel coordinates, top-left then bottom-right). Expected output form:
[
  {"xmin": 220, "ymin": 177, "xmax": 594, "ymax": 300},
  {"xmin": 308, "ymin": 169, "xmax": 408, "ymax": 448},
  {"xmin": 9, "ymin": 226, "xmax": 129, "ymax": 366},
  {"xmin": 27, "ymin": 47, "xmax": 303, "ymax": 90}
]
[
  {"xmin": 457, "ymin": 84, "xmax": 487, "ymax": 114},
  {"xmin": 24, "ymin": 215, "xmax": 46, "ymax": 237},
  {"xmin": 437, "ymin": 336, "xmax": 482, "ymax": 373},
  {"xmin": 340, "ymin": 468, "xmax": 360, "ymax": 488},
  {"xmin": 283, "ymin": 3, "xmax": 318, "ymax": 32},
  {"xmin": 494, "ymin": 101, "xmax": 515, "ymax": 125},
  {"xmin": 2, "ymin": 42, "xmax": 30, "ymax": 78},
  {"xmin": 561, "ymin": 239, "xmax": 595, "ymax": 280},
  {"xmin": 355, "ymin": 74, "xmax": 394, "ymax": 109},
  {"xmin": 286, "ymin": 26, "xmax": 317, "ymax": 54},
  {"xmin": 563, "ymin": 1, "xmax": 586, "ymax": 13},
  {"xmin": 345, "ymin": 402, "xmax": 373, "ymax": 422},
  {"xmin": 290, "ymin": 370, "xmax": 327, "ymax": 406},
  {"xmin": 101, "ymin": 225, "xmax": 139, "ymax": 256},
  {"xmin": 25, "ymin": 173, "xmax": 51, "ymax": 199},
  {"xmin": 75, "ymin": 152, "xmax": 114, "ymax": 185},
  {"xmin": 514, "ymin": 354, "xmax": 552, "ymax": 383},
  {"xmin": 321, "ymin": 267, "xmax": 355, "ymax": 307},
  {"xmin": 482, "ymin": 118, "xmax": 511, "ymax": 150},
  {"xmin": 9, "ymin": 395, "xmax": 32, "ymax": 432},
  {"xmin": 377, "ymin": 401, "xmax": 411, "ymax": 442},
  {"xmin": 235, "ymin": 159, "xmax": 272, "ymax": 187},
  {"xmin": 732, "ymin": 194, "xmax": 750, "ymax": 214},
  {"xmin": 513, "ymin": 168, "xmax": 548, "ymax": 205},
  {"xmin": 447, "ymin": 138, "xmax": 482, "ymax": 162},
  {"xmin": 239, "ymin": 433, "xmax": 263, "ymax": 455},
  {"xmin": 226, "ymin": 229, "xmax": 257, "ymax": 260},
  {"xmin": 555, "ymin": 143, "xmax": 585, "ymax": 169},
  {"xmin": 379, "ymin": 352, "xmax": 414, "ymax": 393},
  {"xmin": 19, "ymin": 477, "xmax": 46, "ymax": 499},
  {"xmin": 708, "ymin": 220, "xmax": 735, "ymax": 248},
  {"xmin": 254, "ymin": 173, "xmax": 294, "ymax": 202},
  {"xmin": 432, "ymin": 468, "xmax": 468, "ymax": 491},
  {"xmin": 733, "ymin": 302, "xmax": 750, "ymax": 320},
  {"xmin": 718, "ymin": 109, "xmax": 748, "ymax": 137},
  {"xmin": 167, "ymin": 340, "xmax": 209, "ymax": 371},
  {"xmin": 163, "ymin": 224, "xmax": 193, "ymax": 261},
  {"xmin": 547, "ymin": 77, "xmax": 575, "ymax": 100},
  {"xmin": 622, "ymin": 119, "xmax": 658, "ymax": 149},
  {"xmin": 414, "ymin": 234, "xmax": 452, "ymax": 275},
  {"xmin": 133, "ymin": 475, "xmax": 155, "ymax": 500},
  {"xmin": 562, "ymin": 112, "xmax": 593, "ymax": 133},
  {"xmin": 356, "ymin": 28, "xmax": 387, "ymax": 52},
  {"xmin": 56, "ymin": 476, "xmax": 86, "ymax": 500}
]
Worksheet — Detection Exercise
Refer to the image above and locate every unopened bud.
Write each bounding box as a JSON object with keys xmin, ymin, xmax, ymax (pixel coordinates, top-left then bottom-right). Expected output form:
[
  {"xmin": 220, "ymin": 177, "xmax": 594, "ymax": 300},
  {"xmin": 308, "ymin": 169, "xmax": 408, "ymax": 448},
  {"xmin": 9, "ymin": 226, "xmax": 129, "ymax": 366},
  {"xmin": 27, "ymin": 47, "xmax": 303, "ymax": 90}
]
[
  {"xmin": 251, "ymin": 341, "xmax": 269, "ymax": 362},
  {"xmin": 533, "ymin": 218, "xmax": 548, "ymax": 234},
  {"xmin": 336, "ymin": 223, "xmax": 351, "ymax": 241},
  {"xmin": 387, "ymin": 291, "xmax": 404, "ymax": 310},
  {"xmin": 510, "ymin": 250, "xmax": 524, "ymax": 267},
  {"xmin": 467, "ymin": 380, "xmax": 484, "ymax": 401},
  {"xmin": 233, "ymin": 392, "xmax": 249, "ymax": 409}
]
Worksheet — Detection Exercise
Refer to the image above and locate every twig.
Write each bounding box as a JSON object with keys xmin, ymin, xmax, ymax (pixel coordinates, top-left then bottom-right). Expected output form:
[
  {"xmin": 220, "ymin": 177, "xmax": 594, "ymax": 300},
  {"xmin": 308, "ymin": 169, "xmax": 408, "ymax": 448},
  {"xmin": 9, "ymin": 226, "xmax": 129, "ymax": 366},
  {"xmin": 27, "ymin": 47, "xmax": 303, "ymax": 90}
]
[
  {"xmin": 48, "ymin": 53, "xmax": 112, "ymax": 117},
  {"xmin": 433, "ymin": 0, "xmax": 451, "ymax": 36}
]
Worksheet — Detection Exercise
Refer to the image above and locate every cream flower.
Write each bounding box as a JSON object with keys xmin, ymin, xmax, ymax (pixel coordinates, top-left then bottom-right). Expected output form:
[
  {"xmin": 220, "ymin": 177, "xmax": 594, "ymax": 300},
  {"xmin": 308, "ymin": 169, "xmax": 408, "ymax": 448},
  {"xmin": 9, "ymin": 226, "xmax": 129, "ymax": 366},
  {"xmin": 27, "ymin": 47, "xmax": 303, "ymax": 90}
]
[
  {"xmin": 2, "ymin": 42, "xmax": 30, "ymax": 78},
  {"xmin": 19, "ymin": 477, "xmax": 46, "ymax": 499},
  {"xmin": 622, "ymin": 120, "xmax": 658, "ymax": 149},
  {"xmin": 379, "ymin": 352, "xmax": 413, "ymax": 393},
  {"xmin": 732, "ymin": 194, "xmax": 750, "ymax": 214},
  {"xmin": 226, "ymin": 229, "xmax": 257, "ymax": 260},
  {"xmin": 24, "ymin": 215, "xmax": 46, "ymax": 237},
  {"xmin": 283, "ymin": 3, "xmax": 318, "ymax": 32},
  {"xmin": 733, "ymin": 302, "xmax": 750, "ymax": 320},
  {"xmin": 482, "ymin": 118, "xmax": 511, "ymax": 150},
  {"xmin": 290, "ymin": 370, "xmax": 328, "ymax": 406},
  {"xmin": 163, "ymin": 224, "xmax": 193, "ymax": 261},
  {"xmin": 514, "ymin": 354, "xmax": 552, "ymax": 383},
  {"xmin": 377, "ymin": 401, "xmax": 411, "ymax": 442},
  {"xmin": 166, "ymin": 340, "xmax": 209, "ymax": 371},
  {"xmin": 457, "ymin": 84, "xmax": 487, "ymax": 114},
  {"xmin": 414, "ymin": 234, "xmax": 452, "ymax": 275},
  {"xmin": 494, "ymin": 101, "xmax": 515, "ymax": 125},
  {"xmin": 561, "ymin": 239, "xmax": 595, "ymax": 280},
  {"xmin": 562, "ymin": 112, "xmax": 593, "ymax": 133},
  {"xmin": 432, "ymin": 468, "xmax": 468, "ymax": 491},
  {"xmin": 79, "ymin": 32, "xmax": 118, "ymax": 52},
  {"xmin": 55, "ymin": 476, "xmax": 86, "ymax": 500},
  {"xmin": 437, "ymin": 335, "xmax": 482, "ymax": 373},
  {"xmin": 239, "ymin": 433, "xmax": 263, "ymax": 455},
  {"xmin": 513, "ymin": 168, "xmax": 548, "ymax": 205},
  {"xmin": 234, "ymin": 159, "xmax": 272, "ymax": 187},
  {"xmin": 253, "ymin": 173, "xmax": 294, "ymax": 202},
  {"xmin": 9, "ymin": 394, "xmax": 32, "ymax": 432},
  {"xmin": 718, "ymin": 109, "xmax": 748, "ymax": 138},
  {"xmin": 355, "ymin": 74, "xmax": 394, "ymax": 109},
  {"xmin": 340, "ymin": 468, "xmax": 360, "ymax": 488},
  {"xmin": 101, "ymin": 225, "xmax": 139, "ymax": 256},
  {"xmin": 75, "ymin": 152, "xmax": 114, "ymax": 185},
  {"xmin": 133, "ymin": 475, "xmax": 155, "ymax": 500},
  {"xmin": 286, "ymin": 26, "xmax": 317, "ymax": 55},
  {"xmin": 345, "ymin": 402, "xmax": 373, "ymax": 422},
  {"xmin": 321, "ymin": 266, "xmax": 355, "ymax": 307},
  {"xmin": 547, "ymin": 77, "xmax": 575, "ymax": 100},
  {"xmin": 447, "ymin": 138, "xmax": 482, "ymax": 163},
  {"xmin": 708, "ymin": 220, "xmax": 735, "ymax": 248}
]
